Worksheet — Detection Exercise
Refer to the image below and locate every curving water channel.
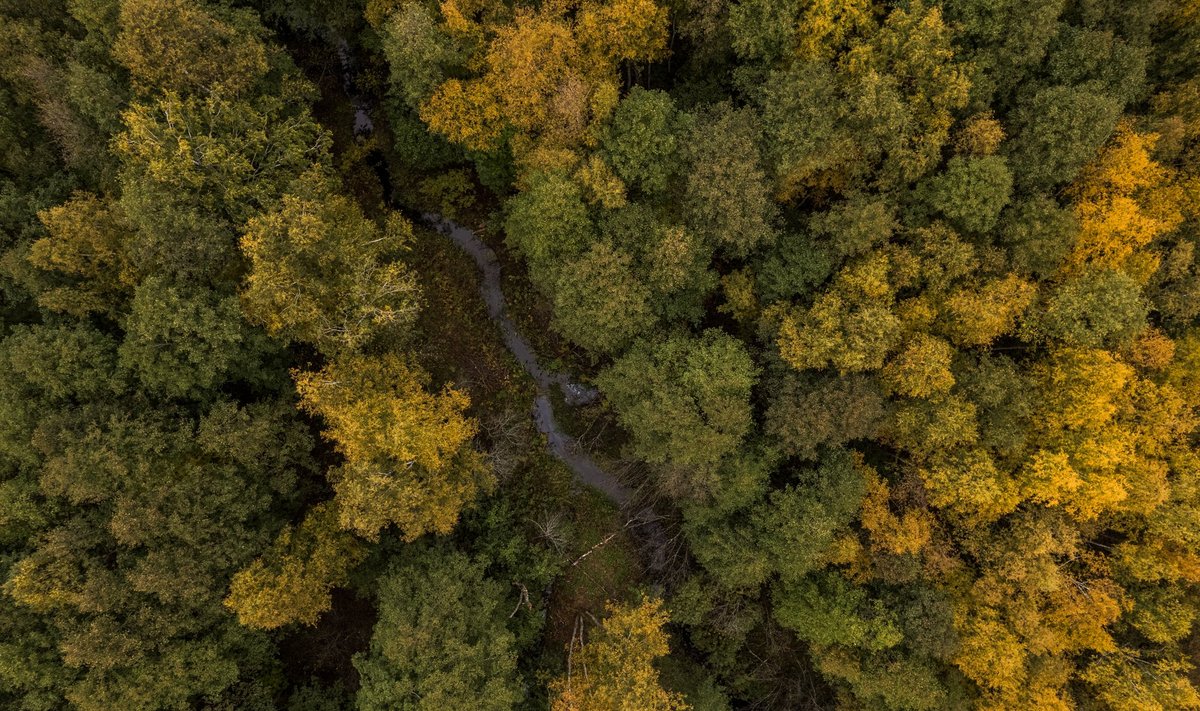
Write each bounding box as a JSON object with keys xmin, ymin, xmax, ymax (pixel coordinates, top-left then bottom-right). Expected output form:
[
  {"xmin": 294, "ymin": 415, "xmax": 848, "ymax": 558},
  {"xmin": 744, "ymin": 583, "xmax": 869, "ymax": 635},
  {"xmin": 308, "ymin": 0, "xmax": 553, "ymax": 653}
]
[
  {"xmin": 333, "ymin": 38, "xmax": 645, "ymax": 526},
  {"xmin": 422, "ymin": 215, "xmax": 635, "ymax": 507}
]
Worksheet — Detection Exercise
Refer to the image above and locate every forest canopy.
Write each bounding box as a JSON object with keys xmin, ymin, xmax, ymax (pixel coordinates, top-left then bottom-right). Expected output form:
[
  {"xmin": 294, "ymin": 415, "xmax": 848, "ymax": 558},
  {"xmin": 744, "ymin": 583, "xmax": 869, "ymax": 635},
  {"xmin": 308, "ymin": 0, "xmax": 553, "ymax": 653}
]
[{"xmin": 3, "ymin": 1, "xmax": 1200, "ymax": 710}]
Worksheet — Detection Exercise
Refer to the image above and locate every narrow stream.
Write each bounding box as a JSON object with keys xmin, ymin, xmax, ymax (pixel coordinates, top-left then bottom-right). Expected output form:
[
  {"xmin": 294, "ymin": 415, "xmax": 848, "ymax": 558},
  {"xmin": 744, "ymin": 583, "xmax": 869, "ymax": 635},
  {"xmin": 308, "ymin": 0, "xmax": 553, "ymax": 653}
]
[
  {"xmin": 422, "ymin": 215, "xmax": 634, "ymax": 507},
  {"xmin": 332, "ymin": 38, "xmax": 664, "ymax": 563}
]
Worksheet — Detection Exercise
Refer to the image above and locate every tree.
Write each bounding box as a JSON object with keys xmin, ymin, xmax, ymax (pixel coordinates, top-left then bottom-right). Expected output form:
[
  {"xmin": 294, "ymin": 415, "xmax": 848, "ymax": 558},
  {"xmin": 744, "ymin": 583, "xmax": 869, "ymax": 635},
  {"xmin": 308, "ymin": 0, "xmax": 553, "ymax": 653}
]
[
  {"xmin": 921, "ymin": 155, "xmax": 1013, "ymax": 234},
  {"xmin": 353, "ymin": 547, "xmax": 522, "ymax": 711},
  {"xmin": 28, "ymin": 192, "xmax": 132, "ymax": 317},
  {"xmin": 773, "ymin": 249, "xmax": 907, "ymax": 373},
  {"xmin": 603, "ymin": 87, "xmax": 687, "ymax": 195},
  {"xmin": 1082, "ymin": 652, "xmax": 1200, "ymax": 711},
  {"xmin": 942, "ymin": 0, "xmax": 1066, "ymax": 102},
  {"xmin": 113, "ymin": 0, "xmax": 270, "ymax": 97},
  {"xmin": 773, "ymin": 571, "xmax": 902, "ymax": 652},
  {"xmin": 878, "ymin": 334, "xmax": 955, "ymax": 398},
  {"xmin": 225, "ymin": 502, "xmax": 367, "ymax": 630},
  {"xmin": 240, "ymin": 169, "xmax": 421, "ymax": 355},
  {"xmin": 754, "ymin": 450, "xmax": 867, "ymax": 582},
  {"xmin": 1044, "ymin": 25, "xmax": 1147, "ymax": 108},
  {"xmin": 503, "ymin": 171, "xmax": 593, "ymax": 289},
  {"xmin": 597, "ymin": 331, "xmax": 757, "ymax": 483},
  {"xmin": 117, "ymin": 276, "xmax": 271, "ymax": 399},
  {"xmin": 293, "ymin": 353, "xmax": 489, "ymax": 541},
  {"xmin": 598, "ymin": 204, "xmax": 716, "ymax": 324},
  {"xmin": 1007, "ymin": 86, "xmax": 1123, "ymax": 190},
  {"xmin": 940, "ymin": 274, "xmax": 1036, "ymax": 347},
  {"xmin": 1030, "ymin": 268, "xmax": 1149, "ymax": 348},
  {"xmin": 551, "ymin": 241, "xmax": 654, "ymax": 354},
  {"xmin": 1063, "ymin": 123, "xmax": 1181, "ymax": 279},
  {"xmin": 757, "ymin": 62, "xmax": 856, "ymax": 199},
  {"xmin": 842, "ymin": 1, "xmax": 971, "ymax": 187},
  {"xmin": 3, "ymin": 395, "xmax": 312, "ymax": 710},
  {"xmin": 377, "ymin": 2, "xmax": 465, "ymax": 111},
  {"xmin": 1000, "ymin": 195, "xmax": 1080, "ymax": 278},
  {"xmin": 683, "ymin": 105, "xmax": 776, "ymax": 258},
  {"xmin": 549, "ymin": 597, "xmax": 688, "ymax": 711},
  {"xmin": 764, "ymin": 372, "xmax": 885, "ymax": 460},
  {"xmin": 415, "ymin": 0, "xmax": 668, "ymax": 161}
]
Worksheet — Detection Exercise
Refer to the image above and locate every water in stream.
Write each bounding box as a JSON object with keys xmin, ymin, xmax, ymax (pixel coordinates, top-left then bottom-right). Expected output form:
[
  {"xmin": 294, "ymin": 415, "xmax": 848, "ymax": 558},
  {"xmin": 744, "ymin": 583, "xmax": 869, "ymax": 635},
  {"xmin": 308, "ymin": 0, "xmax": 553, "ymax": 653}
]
[
  {"xmin": 422, "ymin": 215, "xmax": 633, "ymax": 507},
  {"xmin": 335, "ymin": 40, "xmax": 666, "ymax": 568}
]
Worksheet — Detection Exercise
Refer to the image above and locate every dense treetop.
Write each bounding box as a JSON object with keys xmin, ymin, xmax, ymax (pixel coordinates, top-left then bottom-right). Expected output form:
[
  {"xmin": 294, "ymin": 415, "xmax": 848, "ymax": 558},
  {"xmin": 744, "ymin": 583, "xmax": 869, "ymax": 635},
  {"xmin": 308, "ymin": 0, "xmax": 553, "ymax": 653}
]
[{"xmin": 4, "ymin": 0, "xmax": 1200, "ymax": 710}]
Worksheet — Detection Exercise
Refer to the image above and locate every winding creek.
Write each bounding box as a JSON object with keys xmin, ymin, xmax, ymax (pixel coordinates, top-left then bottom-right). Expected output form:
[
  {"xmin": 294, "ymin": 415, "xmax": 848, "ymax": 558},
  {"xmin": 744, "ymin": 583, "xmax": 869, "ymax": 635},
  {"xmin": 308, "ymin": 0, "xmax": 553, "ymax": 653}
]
[
  {"xmin": 422, "ymin": 215, "xmax": 635, "ymax": 508},
  {"xmin": 333, "ymin": 40, "xmax": 660, "ymax": 557}
]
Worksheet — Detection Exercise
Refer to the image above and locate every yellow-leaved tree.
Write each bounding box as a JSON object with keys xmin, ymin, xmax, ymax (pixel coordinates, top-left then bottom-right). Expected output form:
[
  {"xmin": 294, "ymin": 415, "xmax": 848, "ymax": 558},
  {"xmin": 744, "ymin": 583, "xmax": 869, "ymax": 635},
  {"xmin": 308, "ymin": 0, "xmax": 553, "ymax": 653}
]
[
  {"xmin": 549, "ymin": 597, "xmax": 689, "ymax": 711},
  {"xmin": 29, "ymin": 192, "xmax": 135, "ymax": 317},
  {"xmin": 294, "ymin": 353, "xmax": 491, "ymax": 541},
  {"xmin": 416, "ymin": 0, "xmax": 668, "ymax": 170},
  {"xmin": 240, "ymin": 168, "xmax": 421, "ymax": 355},
  {"xmin": 224, "ymin": 502, "xmax": 367, "ymax": 629},
  {"xmin": 1065, "ymin": 122, "xmax": 1183, "ymax": 281}
]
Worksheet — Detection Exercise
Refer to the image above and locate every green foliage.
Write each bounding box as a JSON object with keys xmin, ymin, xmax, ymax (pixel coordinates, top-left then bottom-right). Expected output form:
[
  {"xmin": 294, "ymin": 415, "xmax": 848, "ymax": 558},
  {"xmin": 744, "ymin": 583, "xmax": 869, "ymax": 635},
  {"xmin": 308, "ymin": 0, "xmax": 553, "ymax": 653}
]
[
  {"xmin": 1045, "ymin": 25, "xmax": 1147, "ymax": 107},
  {"xmin": 921, "ymin": 155, "xmax": 1013, "ymax": 234},
  {"xmin": 604, "ymin": 87, "xmax": 688, "ymax": 194},
  {"xmin": 597, "ymin": 330, "xmax": 757, "ymax": 482},
  {"xmin": 503, "ymin": 171, "xmax": 593, "ymax": 287},
  {"xmin": 754, "ymin": 451, "xmax": 867, "ymax": 582},
  {"xmin": 773, "ymin": 571, "xmax": 902, "ymax": 651},
  {"xmin": 353, "ymin": 546, "xmax": 522, "ymax": 711},
  {"xmin": 1000, "ymin": 195, "xmax": 1080, "ymax": 277},
  {"xmin": 118, "ymin": 276, "xmax": 271, "ymax": 398},
  {"xmin": 1008, "ymin": 86, "xmax": 1123, "ymax": 189},
  {"xmin": 552, "ymin": 241, "xmax": 654, "ymax": 354},
  {"xmin": 683, "ymin": 105, "xmax": 776, "ymax": 258},
  {"xmin": 378, "ymin": 2, "xmax": 463, "ymax": 111},
  {"xmin": 1030, "ymin": 268, "xmax": 1149, "ymax": 347},
  {"xmin": 765, "ymin": 372, "xmax": 885, "ymax": 460},
  {"xmin": 758, "ymin": 62, "xmax": 853, "ymax": 199}
]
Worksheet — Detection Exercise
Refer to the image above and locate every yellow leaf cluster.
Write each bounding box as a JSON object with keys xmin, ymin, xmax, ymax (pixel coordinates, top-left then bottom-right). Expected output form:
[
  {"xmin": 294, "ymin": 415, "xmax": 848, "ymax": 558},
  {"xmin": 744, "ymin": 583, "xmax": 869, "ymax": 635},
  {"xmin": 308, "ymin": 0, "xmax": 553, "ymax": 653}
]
[
  {"xmin": 224, "ymin": 502, "xmax": 367, "ymax": 629},
  {"xmin": 1066, "ymin": 123, "xmax": 1183, "ymax": 278},
  {"xmin": 550, "ymin": 597, "xmax": 689, "ymax": 711},
  {"xmin": 419, "ymin": 0, "xmax": 667, "ymax": 163},
  {"xmin": 29, "ymin": 193, "xmax": 135, "ymax": 316},
  {"xmin": 294, "ymin": 353, "xmax": 490, "ymax": 541},
  {"xmin": 795, "ymin": 0, "xmax": 873, "ymax": 62},
  {"xmin": 860, "ymin": 469, "xmax": 932, "ymax": 556}
]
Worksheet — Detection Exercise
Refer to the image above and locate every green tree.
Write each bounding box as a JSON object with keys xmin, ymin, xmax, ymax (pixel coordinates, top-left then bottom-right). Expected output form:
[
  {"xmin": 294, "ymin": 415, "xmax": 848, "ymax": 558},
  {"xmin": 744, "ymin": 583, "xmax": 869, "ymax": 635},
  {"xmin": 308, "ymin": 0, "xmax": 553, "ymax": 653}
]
[
  {"xmin": 1029, "ymin": 268, "xmax": 1149, "ymax": 348},
  {"xmin": 1007, "ymin": 86, "xmax": 1122, "ymax": 190},
  {"xmin": 921, "ymin": 155, "xmax": 1013, "ymax": 234},
  {"xmin": 552, "ymin": 241, "xmax": 654, "ymax": 354},
  {"xmin": 754, "ymin": 450, "xmax": 867, "ymax": 582},
  {"xmin": 683, "ymin": 105, "xmax": 776, "ymax": 258},
  {"xmin": 118, "ymin": 276, "xmax": 273, "ymax": 399},
  {"xmin": 597, "ymin": 331, "xmax": 757, "ymax": 487},
  {"xmin": 603, "ymin": 87, "xmax": 688, "ymax": 195},
  {"xmin": 353, "ymin": 546, "xmax": 522, "ymax": 711},
  {"xmin": 764, "ymin": 372, "xmax": 886, "ymax": 460},
  {"xmin": 503, "ymin": 171, "xmax": 593, "ymax": 289}
]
